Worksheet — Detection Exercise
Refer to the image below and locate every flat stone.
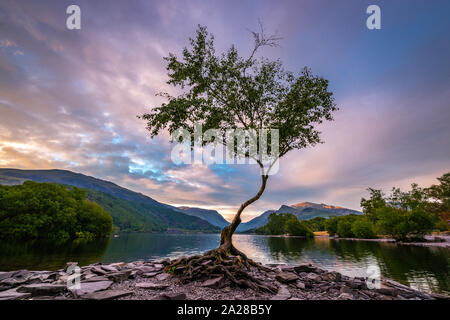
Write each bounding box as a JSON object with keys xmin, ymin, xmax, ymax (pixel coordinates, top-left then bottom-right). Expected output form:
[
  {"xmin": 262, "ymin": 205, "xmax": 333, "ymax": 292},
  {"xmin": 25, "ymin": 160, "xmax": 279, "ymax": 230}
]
[
  {"xmin": 295, "ymin": 281, "xmax": 306, "ymax": 289},
  {"xmin": 101, "ymin": 265, "xmax": 118, "ymax": 273},
  {"xmin": 107, "ymin": 270, "xmax": 131, "ymax": 282},
  {"xmin": 0, "ymin": 283, "xmax": 13, "ymax": 291},
  {"xmin": 81, "ymin": 289, "xmax": 133, "ymax": 300},
  {"xmin": 17, "ymin": 284, "xmax": 66, "ymax": 296},
  {"xmin": 201, "ymin": 276, "xmax": 223, "ymax": 288},
  {"xmin": 430, "ymin": 292, "xmax": 450, "ymax": 300},
  {"xmin": 0, "ymin": 271, "xmax": 16, "ymax": 281},
  {"xmin": 90, "ymin": 267, "xmax": 108, "ymax": 275},
  {"xmin": 294, "ymin": 264, "xmax": 319, "ymax": 274},
  {"xmin": 135, "ymin": 266, "xmax": 161, "ymax": 275},
  {"xmin": 155, "ymin": 292, "xmax": 187, "ymax": 300},
  {"xmin": 0, "ymin": 288, "xmax": 31, "ymax": 300},
  {"xmin": 135, "ymin": 282, "xmax": 169, "ymax": 290},
  {"xmin": 338, "ymin": 292, "xmax": 354, "ymax": 300},
  {"xmin": 278, "ymin": 266, "xmax": 295, "ymax": 273},
  {"xmin": 346, "ymin": 279, "xmax": 363, "ymax": 289},
  {"xmin": 141, "ymin": 272, "xmax": 161, "ymax": 278},
  {"xmin": 155, "ymin": 273, "xmax": 171, "ymax": 281},
  {"xmin": 376, "ymin": 285, "xmax": 398, "ymax": 297},
  {"xmin": 275, "ymin": 272, "xmax": 299, "ymax": 283},
  {"xmin": 340, "ymin": 286, "xmax": 353, "ymax": 295},
  {"xmin": 321, "ymin": 272, "xmax": 341, "ymax": 282},
  {"xmin": 83, "ymin": 276, "xmax": 110, "ymax": 282},
  {"xmin": 29, "ymin": 272, "xmax": 56, "ymax": 283},
  {"xmin": 270, "ymin": 285, "xmax": 291, "ymax": 300},
  {"xmin": 69, "ymin": 280, "xmax": 113, "ymax": 296},
  {"xmin": 306, "ymin": 273, "xmax": 322, "ymax": 282},
  {"xmin": 0, "ymin": 270, "xmax": 33, "ymax": 286}
]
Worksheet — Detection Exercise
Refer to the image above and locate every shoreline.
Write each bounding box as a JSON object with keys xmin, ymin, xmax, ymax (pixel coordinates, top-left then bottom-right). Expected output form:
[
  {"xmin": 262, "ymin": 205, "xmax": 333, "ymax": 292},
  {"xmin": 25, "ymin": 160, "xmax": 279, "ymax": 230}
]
[
  {"xmin": 243, "ymin": 233, "xmax": 450, "ymax": 248},
  {"xmin": 1, "ymin": 259, "xmax": 449, "ymax": 301}
]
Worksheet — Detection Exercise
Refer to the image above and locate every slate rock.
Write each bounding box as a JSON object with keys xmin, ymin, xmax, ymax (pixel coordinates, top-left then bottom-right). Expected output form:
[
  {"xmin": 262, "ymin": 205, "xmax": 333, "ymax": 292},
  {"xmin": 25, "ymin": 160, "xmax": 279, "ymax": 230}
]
[
  {"xmin": 0, "ymin": 271, "xmax": 16, "ymax": 281},
  {"xmin": 306, "ymin": 273, "xmax": 322, "ymax": 282},
  {"xmin": 90, "ymin": 267, "xmax": 108, "ymax": 275},
  {"xmin": 201, "ymin": 276, "xmax": 223, "ymax": 288},
  {"xmin": 275, "ymin": 272, "xmax": 299, "ymax": 283},
  {"xmin": 0, "ymin": 288, "xmax": 32, "ymax": 300},
  {"xmin": 155, "ymin": 273, "xmax": 171, "ymax": 281},
  {"xmin": 294, "ymin": 264, "xmax": 319, "ymax": 274},
  {"xmin": 81, "ymin": 289, "xmax": 133, "ymax": 300},
  {"xmin": 295, "ymin": 281, "xmax": 306, "ymax": 290},
  {"xmin": 69, "ymin": 280, "xmax": 113, "ymax": 296},
  {"xmin": 141, "ymin": 272, "xmax": 161, "ymax": 278},
  {"xmin": 155, "ymin": 293, "xmax": 187, "ymax": 300},
  {"xmin": 107, "ymin": 270, "xmax": 131, "ymax": 282},
  {"xmin": 101, "ymin": 265, "xmax": 118, "ymax": 273},
  {"xmin": 375, "ymin": 285, "xmax": 398, "ymax": 297},
  {"xmin": 17, "ymin": 284, "xmax": 66, "ymax": 296},
  {"xmin": 135, "ymin": 282, "xmax": 169, "ymax": 290},
  {"xmin": 83, "ymin": 276, "xmax": 110, "ymax": 282},
  {"xmin": 270, "ymin": 285, "xmax": 291, "ymax": 300}
]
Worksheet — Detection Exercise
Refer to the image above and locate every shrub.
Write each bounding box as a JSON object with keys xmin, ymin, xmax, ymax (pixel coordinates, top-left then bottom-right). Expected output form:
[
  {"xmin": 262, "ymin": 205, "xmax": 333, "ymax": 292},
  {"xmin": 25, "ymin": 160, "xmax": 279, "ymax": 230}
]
[
  {"xmin": 285, "ymin": 219, "xmax": 314, "ymax": 237},
  {"xmin": 351, "ymin": 218, "xmax": 377, "ymax": 239},
  {"xmin": 0, "ymin": 181, "xmax": 113, "ymax": 242},
  {"xmin": 375, "ymin": 206, "xmax": 436, "ymax": 241},
  {"xmin": 325, "ymin": 217, "xmax": 339, "ymax": 236},
  {"xmin": 336, "ymin": 219, "xmax": 354, "ymax": 238}
]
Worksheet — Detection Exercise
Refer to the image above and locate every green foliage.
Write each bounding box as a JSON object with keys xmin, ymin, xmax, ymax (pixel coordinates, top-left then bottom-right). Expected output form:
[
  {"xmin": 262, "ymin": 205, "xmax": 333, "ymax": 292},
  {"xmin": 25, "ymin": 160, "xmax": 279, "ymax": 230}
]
[
  {"xmin": 0, "ymin": 181, "xmax": 112, "ymax": 242},
  {"xmin": 285, "ymin": 219, "xmax": 314, "ymax": 237},
  {"xmin": 424, "ymin": 172, "xmax": 450, "ymax": 231},
  {"xmin": 357, "ymin": 173, "xmax": 450, "ymax": 238},
  {"xmin": 325, "ymin": 217, "xmax": 339, "ymax": 236},
  {"xmin": 326, "ymin": 215, "xmax": 376, "ymax": 239},
  {"xmin": 303, "ymin": 217, "xmax": 327, "ymax": 232},
  {"xmin": 360, "ymin": 188, "xmax": 386, "ymax": 222},
  {"xmin": 337, "ymin": 220, "xmax": 354, "ymax": 238},
  {"xmin": 140, "ymin": 26, "xmax": 337, "ymax": 159},
  {"xmin": 139, "ymin": 25, "xmax": 338, "ymax": 240},
  {"xmin": 85, "ymin": 189, "xmax": 166, "ymax": 232},
  {"xmin": 255, "ymin": 213, "xmax": 313, "ymax": 237},
  {"xmin": 85, "ymin": 188, "xmax": 219, "ymax": 233},
  {"xmin": 376, "ymin": 206, "xmax": 436, "ymax": 241},
  {"xmin": 351, "ymin": 218, "xmax": 377, "ymax": 239},
  {"xmin": 335, "ymin": 215, "xmax": 359, "ymax": 238}
]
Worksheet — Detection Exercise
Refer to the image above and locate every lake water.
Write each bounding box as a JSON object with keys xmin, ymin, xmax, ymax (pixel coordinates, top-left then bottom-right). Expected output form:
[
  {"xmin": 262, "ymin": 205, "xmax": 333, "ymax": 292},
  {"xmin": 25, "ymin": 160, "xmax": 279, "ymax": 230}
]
[{"xmin": 0, "ymin": 233, "xmax": 449, "ymax": 295}]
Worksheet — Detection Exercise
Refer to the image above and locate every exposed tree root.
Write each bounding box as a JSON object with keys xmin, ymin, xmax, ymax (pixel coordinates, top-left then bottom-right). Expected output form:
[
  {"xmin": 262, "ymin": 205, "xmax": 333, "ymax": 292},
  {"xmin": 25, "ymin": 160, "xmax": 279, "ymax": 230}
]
[{"xmin": 164, "ymin": 245, "xmax": 278, "ymax": 293}]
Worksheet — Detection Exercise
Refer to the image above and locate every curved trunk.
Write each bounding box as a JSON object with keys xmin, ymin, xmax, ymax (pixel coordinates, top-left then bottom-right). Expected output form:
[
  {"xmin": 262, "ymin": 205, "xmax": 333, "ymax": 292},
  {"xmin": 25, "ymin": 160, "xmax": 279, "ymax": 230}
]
[{"xmin": 219, "ymin": 174, "xmax": 268, "ymax": 251}]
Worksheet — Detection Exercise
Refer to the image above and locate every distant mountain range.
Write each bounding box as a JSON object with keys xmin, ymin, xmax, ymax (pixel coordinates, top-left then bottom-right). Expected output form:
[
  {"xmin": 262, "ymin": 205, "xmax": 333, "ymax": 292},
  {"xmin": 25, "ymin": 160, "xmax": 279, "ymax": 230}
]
[
  {"xmin": 237, "ymin": 202, "xmax": 362, "ymax": 232},
  {"xmin": 0, "ymin": 168, "xmax": 362, "ymax": 234},
  {"xmin": 177, "ymin": 207, "xmax": 230, "ymax": 228}
]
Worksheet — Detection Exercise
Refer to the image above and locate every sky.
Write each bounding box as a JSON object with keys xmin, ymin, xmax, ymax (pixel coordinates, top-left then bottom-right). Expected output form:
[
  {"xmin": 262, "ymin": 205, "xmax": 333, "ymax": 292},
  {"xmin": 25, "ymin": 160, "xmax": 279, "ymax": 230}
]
[{"xmin": 0, "ymin": 0, "xmax": 449, "ymax": 221}]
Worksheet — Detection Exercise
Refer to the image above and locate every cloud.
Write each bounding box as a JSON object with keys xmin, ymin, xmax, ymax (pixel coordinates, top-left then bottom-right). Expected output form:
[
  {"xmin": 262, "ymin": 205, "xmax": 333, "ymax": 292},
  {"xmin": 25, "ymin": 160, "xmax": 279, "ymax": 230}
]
[{"xmin": 0, "ymin": 0, "xmax": 449, "ymax": 222}]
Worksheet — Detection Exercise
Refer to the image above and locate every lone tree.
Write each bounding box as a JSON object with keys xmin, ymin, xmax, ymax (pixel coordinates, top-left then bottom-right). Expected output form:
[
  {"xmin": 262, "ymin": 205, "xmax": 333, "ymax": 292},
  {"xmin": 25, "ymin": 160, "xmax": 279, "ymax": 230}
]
[{"xmin": 141, "ymin": 25, "xmax": 337, "ymax": 290}]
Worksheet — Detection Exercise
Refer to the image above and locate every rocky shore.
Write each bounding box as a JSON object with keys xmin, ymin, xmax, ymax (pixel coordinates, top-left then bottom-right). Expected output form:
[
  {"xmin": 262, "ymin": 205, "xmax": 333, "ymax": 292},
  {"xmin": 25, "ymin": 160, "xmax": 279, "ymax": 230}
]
[{"xmin": 1, "ymin": 259, "xmax": 449, "ymax": 301}]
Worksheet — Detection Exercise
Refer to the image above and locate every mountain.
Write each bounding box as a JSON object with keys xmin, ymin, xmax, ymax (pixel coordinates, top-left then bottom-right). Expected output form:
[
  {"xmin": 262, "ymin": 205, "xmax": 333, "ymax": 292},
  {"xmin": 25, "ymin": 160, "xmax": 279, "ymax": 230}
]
[
  {"xmin": 237, "ymin": 202, "xmax": 362, "ymax": 232},
  {"xmin": 236, "ymin": 210, "xmax": 276, "ymax": 232},
  {"xmin": 176, "ymin": 206, "xmax": 230, "ymax": 228},
  {"xmin": 0, "ymin": 169, "xmax": 219, "ymax": 233}
]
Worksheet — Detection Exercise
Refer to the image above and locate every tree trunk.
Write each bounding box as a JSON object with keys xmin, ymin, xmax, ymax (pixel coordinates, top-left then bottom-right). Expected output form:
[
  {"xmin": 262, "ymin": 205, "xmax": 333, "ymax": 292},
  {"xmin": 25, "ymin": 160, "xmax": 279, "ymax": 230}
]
[{"xmin": 219, "ymin": 174, "xmax": 268, "ymax": 252}]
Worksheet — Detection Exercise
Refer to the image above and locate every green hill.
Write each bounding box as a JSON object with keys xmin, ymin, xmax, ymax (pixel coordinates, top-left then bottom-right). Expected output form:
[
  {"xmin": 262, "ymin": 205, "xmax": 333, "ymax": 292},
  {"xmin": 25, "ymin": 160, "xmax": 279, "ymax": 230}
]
[{"xmin": 0, "ymin": 169, "xmax": 220, "ymax": 233}]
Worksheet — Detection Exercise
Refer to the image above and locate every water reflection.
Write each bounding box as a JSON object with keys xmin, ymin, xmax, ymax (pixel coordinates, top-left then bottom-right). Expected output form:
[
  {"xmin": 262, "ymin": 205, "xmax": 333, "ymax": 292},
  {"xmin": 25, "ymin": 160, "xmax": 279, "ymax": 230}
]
[
  {"xmin": 0, "ymin": 233, "xmax": 448, "ymax": 294},
  {"xmin": 0, "ymin": 238, "xmax": 110, "ymax": 271},
  {"xmin": 234, "ymin": 235, "xmax": 450, "ymax": 294}
]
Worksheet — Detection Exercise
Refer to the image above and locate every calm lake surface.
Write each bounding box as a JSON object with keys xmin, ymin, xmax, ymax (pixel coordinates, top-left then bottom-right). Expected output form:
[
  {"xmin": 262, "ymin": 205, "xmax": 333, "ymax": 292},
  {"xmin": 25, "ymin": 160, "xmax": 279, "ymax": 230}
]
[{"xmin": 1, "ymin": 233, "xmax": 449, "ymax": 294}]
